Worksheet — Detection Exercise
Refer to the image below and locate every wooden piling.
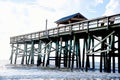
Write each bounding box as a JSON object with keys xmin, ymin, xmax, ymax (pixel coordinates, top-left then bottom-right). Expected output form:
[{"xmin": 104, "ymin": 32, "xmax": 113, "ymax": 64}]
[
  {"xmin": 10, "ymin": 44, "xmax": 14, "ymax": 64},
  {"xmin": 31, "ymin": 41, "xmax": 34, "ymax": 64},
  {"xmin": 82, "ymin": 38, "xmax": 86, "ymax": 69},
  {"xmin": 58, "ymin": 37, "xmax": 62, "ymax": 68},
  {"xmin": 68, "ymin": 38, "xmax": 72, "ymax": 68},
  {"xmin": 85, "ymin": 34, "xmax": 91, "ymax": 71},
  {"xmin": 21, "ymin": 43, "xmax": 27, "ymax": 64},
  {"xmin": 14, "ymin": 44, "xmax": 19, "ymax": 64},
  {"xmin": 55, "ymin": 39, "xmax": 59, "ymax": 67},
  {"xmin": 118, "ymin": 33, "xmax": 120, "ymax": 73},
  {"xmin": 71, "ymin": 35, "xmax": 76, "ymax": 70},
  {"xmin": 37, "ymin": 40, "xmax": 42, "ymax": 66},
  {"xmin": 64, "ymin": 40, "xmax": 68, "ymax": 67},
  {"xmin": 46, "ymin": 41, "xmax": 52, "ymax": 67},
  {"xmin": 92, "ymin": 38, "xmax": 95, "ymax": 69},
  {"xmin": 75, "ymin": 37, "xmax": 81, "ymax": 68}
]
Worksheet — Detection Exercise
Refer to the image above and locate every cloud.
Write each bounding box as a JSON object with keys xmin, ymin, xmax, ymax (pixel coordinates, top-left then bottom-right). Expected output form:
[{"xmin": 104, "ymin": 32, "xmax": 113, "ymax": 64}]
[
  {"xmin": 95, "ymin": 0, "xmax": 103, "ymax": 6},
  {"xmin": 0, "ymin": 0, "xmax": 78, "ymax": 59},
  {"xmin": 104, "ymin": 0, "xmax": 120, "ymax": 16},
  {"xmin": 0, "ymin": 0, "xmax": 106, "ymax": 60}
]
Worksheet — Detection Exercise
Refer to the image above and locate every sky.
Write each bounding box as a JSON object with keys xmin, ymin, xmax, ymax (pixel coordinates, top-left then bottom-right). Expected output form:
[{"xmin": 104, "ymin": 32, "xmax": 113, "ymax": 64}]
[{"xmin": 0, "ymin": 0, "xmax": 120, "ymax": 60}]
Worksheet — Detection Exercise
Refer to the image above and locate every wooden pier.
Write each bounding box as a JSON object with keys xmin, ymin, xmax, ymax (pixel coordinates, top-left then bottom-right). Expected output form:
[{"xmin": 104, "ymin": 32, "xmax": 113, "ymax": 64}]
[{"xmin": 10, "ymin": 13, "xmax": 120, "ymax": 73}]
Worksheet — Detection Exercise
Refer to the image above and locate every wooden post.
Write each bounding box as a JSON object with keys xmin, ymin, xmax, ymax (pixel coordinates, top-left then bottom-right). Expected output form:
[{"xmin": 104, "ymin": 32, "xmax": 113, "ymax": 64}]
[
  {"xmin": 25, "ymin": 44, "xmax": 28, "ymax": 65},
  {"xmin": 85, "ymin": 34, "xmax": 91, "ymax": 71},
  {"xmin": 68, "ymin": 38, "xmax": 72, "ymax": 68},
  {"xmin": 71, "ymin": 35, "xmax": 76, "ymax": 70},
  {"xmin": 31, "ymin": 41, "xmax": 34, "ymax": 64},
  {"xmin": 55, "ymin": 39, "xmax": 59, "ymax": 67},
  {"xmin": 107, "ymin": 36, "xmax": 112, "ymax": 73},
  {"xmin": 118, "ymin": 33, "xmax": 120, "ymax": 73},
  {"xmin": 100, "ymin": 36, "xmax": 103, "ymax": 72},
  {"xmin": 104, "ymin": 39, "xmax": 107, "ymax": 72},
  {"xmin": 82, "ymin": 38, "xmax": 86, "ymax": 69},
  {"xmin": 64, "ymin": 40, "xmax": 68, "ymax": 67},
  {"xmin": 76, "ymin": 37, "xmax": 81, "ymax": 68},
  {"xmin": 21, "ymin": 43, "xmax": 27, "ymax": 64},
  {"xmin": 42, "ymin": 43, "xmax": 46, "ymax": 67},
  {"xmin": 37, "ymin": 40, "xmax": 42, "ymax": 66},
  {"xmin": 91, "ymin": 38, "xmax": 95, "ymax": 69},
  {"xmin": 46, "ymin": 41, "xmax": 52, "ymax": 67},
  {"xmin": 58, "ymin": 37, "xmax": 62, "ymax": 68},
  {"xmin": 14, "ymin": 44, "xmax": 19, "ymax": 64},
  {"xmin": 10, "ymin": 44, "xmax": 14, "ymax": 64},
  {"xmin": 112, "ymin": 34, "xmax": 115, "ymax": 73}
]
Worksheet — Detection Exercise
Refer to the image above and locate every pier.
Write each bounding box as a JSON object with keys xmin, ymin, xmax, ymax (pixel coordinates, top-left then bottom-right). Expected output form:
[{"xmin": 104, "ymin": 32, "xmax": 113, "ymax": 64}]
[{"xmin": 10, "ymin": 13, "xmax": 120, "ymax": 73}]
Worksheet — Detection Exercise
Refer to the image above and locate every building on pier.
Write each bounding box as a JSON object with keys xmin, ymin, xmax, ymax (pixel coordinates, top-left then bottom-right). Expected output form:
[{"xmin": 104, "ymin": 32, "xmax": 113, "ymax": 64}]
[
  {"xmin": 10, "ymin": 13, "xmax": 120, "ymax": 73},
  {"xmin": 55, "ymin": 13, "xmax": 87, "ymax": 26}
]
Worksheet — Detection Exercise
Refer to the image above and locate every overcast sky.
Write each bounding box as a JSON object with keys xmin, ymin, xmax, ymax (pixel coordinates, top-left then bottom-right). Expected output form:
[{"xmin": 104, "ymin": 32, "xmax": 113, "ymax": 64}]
[{"xmin": 0, "ymin": 0, "xmax": 120, "ymax": 60}]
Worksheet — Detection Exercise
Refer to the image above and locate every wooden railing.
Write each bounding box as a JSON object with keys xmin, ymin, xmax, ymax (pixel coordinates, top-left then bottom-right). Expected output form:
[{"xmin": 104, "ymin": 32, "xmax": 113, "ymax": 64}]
[{"xmin": 10, "ymin": 13, "xmax": 120, "ymax": 43}]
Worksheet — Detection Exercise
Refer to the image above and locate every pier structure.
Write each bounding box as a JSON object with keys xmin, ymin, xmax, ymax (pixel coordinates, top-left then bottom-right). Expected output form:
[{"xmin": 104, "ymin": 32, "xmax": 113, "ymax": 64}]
[{"xmin": 10, "ymin": 13, "xmax": 120, "ymax": 73}]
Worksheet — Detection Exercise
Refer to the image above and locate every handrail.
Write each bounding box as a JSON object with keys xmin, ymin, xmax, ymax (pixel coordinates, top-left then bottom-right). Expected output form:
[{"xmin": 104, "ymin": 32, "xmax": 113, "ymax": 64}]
[{"xmin": 10, "ymin": 13, "xmax": 120, "ymax": 43}]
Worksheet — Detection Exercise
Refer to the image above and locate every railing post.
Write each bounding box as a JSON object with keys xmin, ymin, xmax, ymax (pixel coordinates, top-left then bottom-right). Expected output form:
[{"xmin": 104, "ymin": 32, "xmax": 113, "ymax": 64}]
[
  {"xmin": 107, "ymin": 17, "xmax": 109, "ymax": 30},
  {"xmin": 70, "ymin": 25, "xmax": 73, "ymax": 35},
  {"xmin": 87, "ymin": 21, "xmax": 89, "ymax": 33}
]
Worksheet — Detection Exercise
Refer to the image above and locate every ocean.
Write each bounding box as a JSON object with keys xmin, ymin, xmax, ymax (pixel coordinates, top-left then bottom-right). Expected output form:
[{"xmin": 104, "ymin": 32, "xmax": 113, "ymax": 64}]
[{"xmin": 0, "ymin": 60, "xmax": 120, "ymax": 80}]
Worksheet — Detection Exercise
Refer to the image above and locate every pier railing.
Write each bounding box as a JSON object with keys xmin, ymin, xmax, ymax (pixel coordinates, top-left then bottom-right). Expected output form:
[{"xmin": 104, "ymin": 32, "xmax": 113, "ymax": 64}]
[{"xmin": 10, "ymin": 13, "xmax": 120, "ymax": 43}]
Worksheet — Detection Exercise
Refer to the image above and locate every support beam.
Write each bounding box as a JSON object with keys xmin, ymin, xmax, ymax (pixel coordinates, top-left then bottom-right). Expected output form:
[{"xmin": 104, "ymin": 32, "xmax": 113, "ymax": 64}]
[
  {"xmin": 71, "ymin": 35, "xmax": 76, "ymax": 70},
  {"xmin": 31, "ymin": 41, "xmax": 34, "ymax": 64},
  {"xmin": 118, "ymin": 33, "xmax": 120, "ymax": 73},
  {"xmin": 21, "ymin": 43, "xmax": 27, "ymax": 64},
  {"xmin": 87, "ymin": 31, "xmax": 115, "ymax": 55},
  {"xmin": 46, "ymin": 41, "xmax": 52, "ymax": 67},
  {"xmin": 82, "ymin": 38, "xmax": 86, "ymax": 68},
  {"xmin": 37, "ymin": 40, "xmax": 42, "ymax": 66},
  {"xmin": 14, "ymin": 44, "xmax": 19, "ymax": 64},
  {"xmin": 75, "ymin": 37, "xmax": 81, "ymax": 68},
  {"xmin": 92, "ymin": 38, "xmax": 95, "ymax": 69},
  {"xmin": 64, "ymin": 40, "xmax": 68, "ymax": 67},
  {"xmin": 112, "ymin": 34, "xmax": 115, "ymax": 73},
  {"xmin": 68, "ymin": 38, "xmax": 72, "ymax": 68},
  {"xmin": 55, "ymin": 39, "xmax": 59, "ymax": 67},
  {"xmin": 86, "ymin": 34, "xmax": 91, "ymax": 71},
  {"xmin": 58, "ymin": 37, "xmax": 62, "ymax": 68},
  {"xmin": 10, "ymin": 44, "xmax": 14, "ymax": 64},
  {"xmin": 42, "ymin": 43, "xmax": 46, "ymax": 67},
  {"xmin": 100, "ymin": 36, "xmax": 104, "ymax": 72}
]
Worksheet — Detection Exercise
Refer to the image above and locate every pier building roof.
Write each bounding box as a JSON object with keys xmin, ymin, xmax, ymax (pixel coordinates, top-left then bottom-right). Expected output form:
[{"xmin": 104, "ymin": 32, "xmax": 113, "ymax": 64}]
[{"xmin": 55, "ymin": 13, "xmax": 87, "ymax": 25}]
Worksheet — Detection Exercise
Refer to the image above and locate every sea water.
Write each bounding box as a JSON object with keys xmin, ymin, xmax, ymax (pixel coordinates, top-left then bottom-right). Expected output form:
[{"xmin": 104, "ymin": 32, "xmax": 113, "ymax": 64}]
[{"xmin": 0, "ymin": 60, "xmax": 120, "ymax": 80}]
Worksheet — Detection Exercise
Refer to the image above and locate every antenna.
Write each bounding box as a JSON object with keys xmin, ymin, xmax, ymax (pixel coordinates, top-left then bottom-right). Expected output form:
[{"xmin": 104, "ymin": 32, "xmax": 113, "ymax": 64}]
[
  {"xmin": 46, "ymin": 19, "xmax": 47, "ymax": 31},
  {"xmin": 46, "ymin": 19, "xmax": 48, "ymax": 36}
]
